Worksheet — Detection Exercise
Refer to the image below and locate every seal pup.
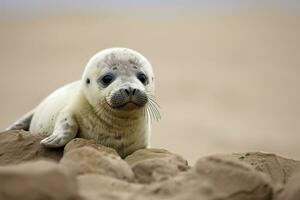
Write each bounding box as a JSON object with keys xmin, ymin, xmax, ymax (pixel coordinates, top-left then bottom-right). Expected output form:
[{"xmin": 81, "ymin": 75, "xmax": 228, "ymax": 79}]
[{"xmin": 7, "ymin": 48, "xmax": 160, "ymax": 158}]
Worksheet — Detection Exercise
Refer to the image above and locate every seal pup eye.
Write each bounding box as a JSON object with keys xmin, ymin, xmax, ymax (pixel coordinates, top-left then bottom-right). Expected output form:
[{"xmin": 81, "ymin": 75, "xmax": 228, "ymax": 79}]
[
  {"xmin": 137, "ymin": 73, "xmax": 148, "ymax": 85},
  {"xmin": 100, "ymin": 73, "xmax": 115, "ymax": 86}
]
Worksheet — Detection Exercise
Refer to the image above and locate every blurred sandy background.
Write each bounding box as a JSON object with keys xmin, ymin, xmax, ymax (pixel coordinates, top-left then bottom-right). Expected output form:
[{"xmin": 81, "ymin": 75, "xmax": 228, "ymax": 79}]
[{"xmin": 0, "ymin": 1, "xmax": 299, "ymax": 164}]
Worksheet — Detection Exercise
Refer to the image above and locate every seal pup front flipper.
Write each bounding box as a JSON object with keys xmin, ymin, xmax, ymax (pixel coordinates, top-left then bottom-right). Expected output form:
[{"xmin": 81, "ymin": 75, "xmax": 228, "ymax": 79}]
[
  {"xmin": 6, "ymin": 110, "xmax": 34, "ymax": 131},
  {"xmin": 40, "ymin": 109, "xmax": 78, "ymax": 148}
]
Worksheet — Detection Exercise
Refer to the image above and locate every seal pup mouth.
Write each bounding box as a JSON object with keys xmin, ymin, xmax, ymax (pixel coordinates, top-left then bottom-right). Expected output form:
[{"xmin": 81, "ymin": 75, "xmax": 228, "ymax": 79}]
[{"xmin": 114, "ymin": 101, "xmax": 142, "ymax": 111}]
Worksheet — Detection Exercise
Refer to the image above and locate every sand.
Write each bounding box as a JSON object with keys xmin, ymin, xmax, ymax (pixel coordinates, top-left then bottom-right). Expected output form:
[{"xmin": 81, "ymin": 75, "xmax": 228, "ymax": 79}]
[
  {"xmin": 0, "ymin": 130, "xmax": 299, "ymax": 200},
  {"xmin": 0, "ymin": 12, "xmax": 300, "ymax": 165}
]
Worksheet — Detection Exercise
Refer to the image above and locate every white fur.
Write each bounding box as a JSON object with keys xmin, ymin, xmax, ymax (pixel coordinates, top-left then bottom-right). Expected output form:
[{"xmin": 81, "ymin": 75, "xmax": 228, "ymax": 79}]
[{"xmin": 18, "ymin": 48, "xmax": 155, "ymax": 158}]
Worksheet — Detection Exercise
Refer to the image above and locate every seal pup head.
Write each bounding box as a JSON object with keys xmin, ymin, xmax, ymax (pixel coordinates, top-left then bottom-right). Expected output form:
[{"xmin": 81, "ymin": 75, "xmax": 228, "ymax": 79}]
[{"xmin": 82, "ymin": 48, "xmax": 160, "ymax": 121}]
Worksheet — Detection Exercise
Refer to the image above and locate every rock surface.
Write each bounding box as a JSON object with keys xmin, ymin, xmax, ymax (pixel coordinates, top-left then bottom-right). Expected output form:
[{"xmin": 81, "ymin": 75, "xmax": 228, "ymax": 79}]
[
  {"xmin": 77, "ymin": 174, "xmax": 142, "ymax": 200},
  {"xmin": 61, "ymin": 146, "xmax": 134, "ymax": 181},
  {"xmin": 231, "ymin": 152, "xmax": 300, "ymax": 184},
  {"xmin": 0, "ymin": 160, "xmax": 80, "ymax": 200},
  {"xmin": 275, "ymin": 171, "xmax": 300, "ymax": 200},
  {"xmin": 0, "ymin": 130, "xmax": 300, "ymax": 200},
  {"xmin": 64, "ymin": 138, "xmax": 119, "ymax": 156},
  {"xmin": 192, "ymin": 156, "xmax": 273, "ymax": 200},
  {"xmin": 0, "ymin": 130, "xmax": 63, "ymax": 165},
  {"xmin": 125, "ymin": 148, "xmax": 189, "ymax": 183}
]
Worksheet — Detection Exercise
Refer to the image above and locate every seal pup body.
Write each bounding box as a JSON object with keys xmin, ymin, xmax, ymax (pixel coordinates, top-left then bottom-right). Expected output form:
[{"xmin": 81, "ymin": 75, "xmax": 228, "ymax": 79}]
[{"xmin": 7, "ymin": 48, "xmax": 160, "ymax": 157}]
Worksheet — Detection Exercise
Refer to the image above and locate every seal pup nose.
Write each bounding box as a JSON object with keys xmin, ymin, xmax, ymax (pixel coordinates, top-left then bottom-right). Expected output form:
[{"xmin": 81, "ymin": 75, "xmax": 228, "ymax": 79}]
[{"xmin": 123, "ymin": 87, "xmax": 137, "ymax": 97}]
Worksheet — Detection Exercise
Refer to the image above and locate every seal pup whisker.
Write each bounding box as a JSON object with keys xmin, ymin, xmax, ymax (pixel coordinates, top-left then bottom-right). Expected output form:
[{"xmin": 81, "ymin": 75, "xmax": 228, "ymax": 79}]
[{"xmin": 145, "ymin": 91, "xmax": 161, "ymax": 123}]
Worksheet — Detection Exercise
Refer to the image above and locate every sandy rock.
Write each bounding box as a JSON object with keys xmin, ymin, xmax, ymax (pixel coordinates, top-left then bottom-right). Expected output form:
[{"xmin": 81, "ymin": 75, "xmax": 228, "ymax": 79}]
[
  {"xmin": 64, "ymin": 138, "xmax": 119, "ymax": 156},
  {"xmin": 275, "ymin": 170, "xmax": 300, "ymax": 200},
  {"xmin": 60, "ymin": 146, "xmax": 134, "ymax": 181},
  {"xmin": 231, "ymin": 152, "xmax": 300, "ymax": 184},
  {"xmin": 0, "ymin": 130, "xmax": 63, "ymax": 165},
  {"xmin": 78, "ymin": 174, "xmax": 142, "ymax": 200},
  {"xmin": 0, "ymin": 160, "xmax": 80, "ymax": 200},
  {"xmin": 1, "ymin": 130, "xmax": 299, "ymax": 200},
  {"xmin": 78, "ymin": 168, "xmax": 220, "ymax": 200},
  {"xmin": 193, "ymin": 156, "xmax": 273, "ymax": 200},
  {"xmin": 138, "ymin": 156, "xmax": 273, "ymax": 200},
  {"xmin": 142, "ymin": 171, "xmax": 223, "ymax": 200},
  {"xmin": 125, "ymin": 148, "xmax": 189, "ymax": 183},
  {"xmin": 76, "ymin": 155, "xmax": 273, "ymax": 200}
]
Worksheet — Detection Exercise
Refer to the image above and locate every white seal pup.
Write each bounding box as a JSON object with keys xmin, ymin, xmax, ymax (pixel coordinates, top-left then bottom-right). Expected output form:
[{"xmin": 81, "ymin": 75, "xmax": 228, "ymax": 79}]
[{"xmin": 7, "ymin": 48, "xmax": 160, "ymax": 158}]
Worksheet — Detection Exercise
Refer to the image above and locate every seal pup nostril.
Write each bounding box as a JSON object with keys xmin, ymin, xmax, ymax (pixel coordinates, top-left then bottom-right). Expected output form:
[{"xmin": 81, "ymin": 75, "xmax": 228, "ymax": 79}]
[
  {"xmin": 132, "ymin": 89, "xmax": 137, "ymax": 96},
  {"xmin": 124, "ymin": 89, "xmax": 130, "ymax": 96}
]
